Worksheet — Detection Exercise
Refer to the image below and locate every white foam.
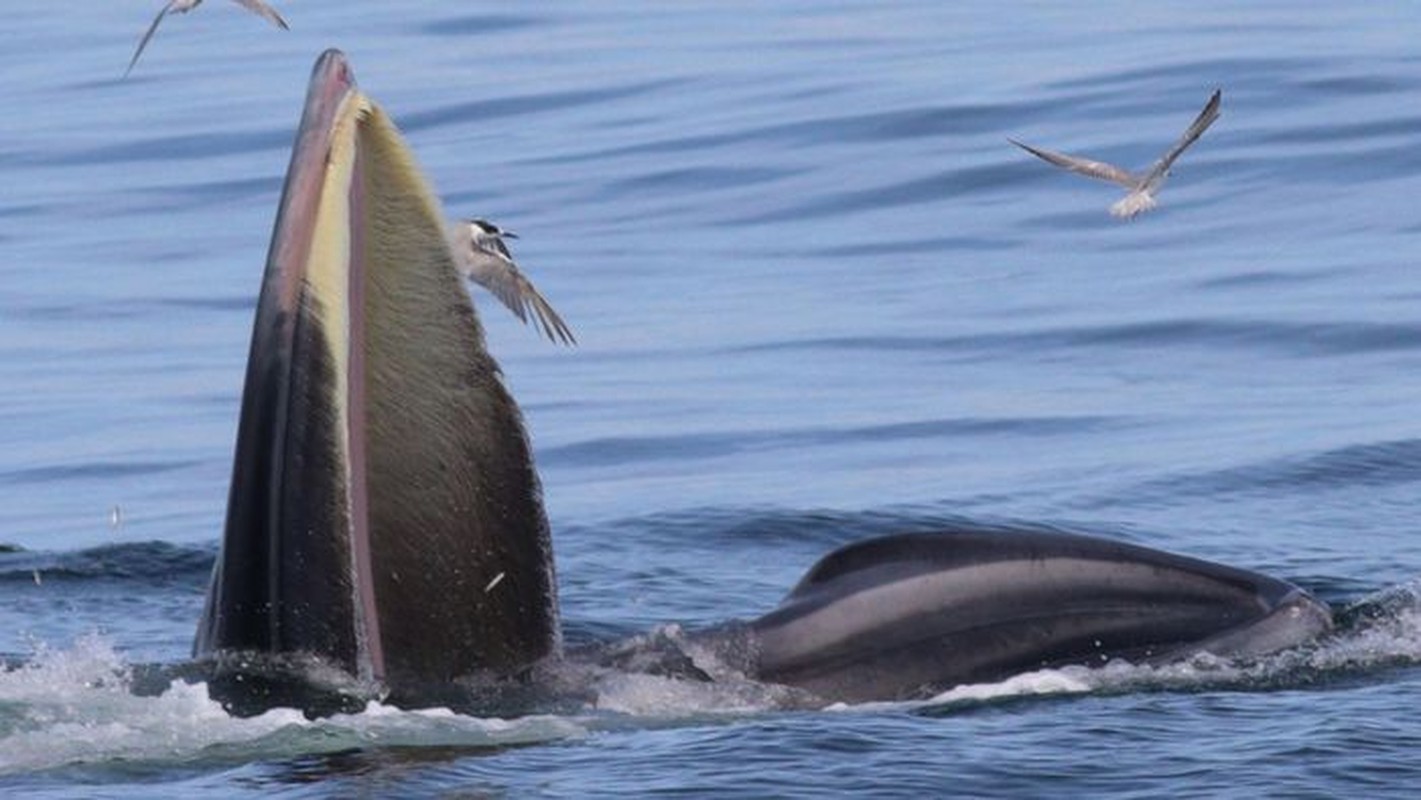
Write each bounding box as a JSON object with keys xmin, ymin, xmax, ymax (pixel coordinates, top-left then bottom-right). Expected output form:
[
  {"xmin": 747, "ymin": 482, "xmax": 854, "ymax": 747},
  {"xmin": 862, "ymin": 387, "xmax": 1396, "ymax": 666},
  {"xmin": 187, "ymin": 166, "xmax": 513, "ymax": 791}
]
[
  {"xmin": 926, "ymin": 666, "xmax": 1097, "ymax": 704},
  {"xmin": 1310, "ymin": 588, "xmax": 1421, "ymax": 671},
  {"xmin": 593, "ymin": 670, "xmax": 796, "ymax": 717},
  {"xmin": 0, "ymin": 634, "xmax": 586, "ymax": 777}
]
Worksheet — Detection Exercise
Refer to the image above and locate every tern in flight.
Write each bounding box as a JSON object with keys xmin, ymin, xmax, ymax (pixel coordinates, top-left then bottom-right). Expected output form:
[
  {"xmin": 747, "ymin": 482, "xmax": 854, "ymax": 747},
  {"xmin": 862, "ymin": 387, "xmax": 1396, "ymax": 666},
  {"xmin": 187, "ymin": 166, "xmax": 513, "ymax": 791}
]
[
  {"xmin": 1010, "ymin": 89, "xmax": 1222, "ymax": 219},
  {"xmin": 126, "ymin": 1, "xmax": 289, "ymax": 77},
  {"xmin": 449, "ymin": 219, "xmax": 576, "ymax": 346}
]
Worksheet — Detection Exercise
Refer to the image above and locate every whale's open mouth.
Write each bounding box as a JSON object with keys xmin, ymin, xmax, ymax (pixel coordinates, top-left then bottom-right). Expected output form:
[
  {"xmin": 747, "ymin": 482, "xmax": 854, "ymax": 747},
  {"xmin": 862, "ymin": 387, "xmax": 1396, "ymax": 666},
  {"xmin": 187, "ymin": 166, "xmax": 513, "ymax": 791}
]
[{"xmin": 195, "ymin": 50, "xmax": 559, "ymax": 710}]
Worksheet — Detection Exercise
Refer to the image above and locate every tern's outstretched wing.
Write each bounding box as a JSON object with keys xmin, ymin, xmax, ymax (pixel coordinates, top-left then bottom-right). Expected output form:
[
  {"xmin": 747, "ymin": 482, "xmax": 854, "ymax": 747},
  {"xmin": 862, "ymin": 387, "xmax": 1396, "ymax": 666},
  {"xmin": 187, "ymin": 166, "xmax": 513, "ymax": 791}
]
[
  {"xmin": 1142, "ymin": 89, "xmax": 1221, "ymax": 184},
  {"xmin": 467, "ymin": 256, "xmax": 577, "ymax": 346},
  {"xmin": 1008, "ymin": 139, "xmax": 1138, "ymax": 188},
  {"xmin": 125, "ymin": 0, "xmax": 287, "ymax": 76},
  {"xmin": 125, "ymin": 1, "xmax": 178, "ymax": 77},
  {"xmin": 232, "ymin": 0, "xmax": 289, "ymax": 29}
]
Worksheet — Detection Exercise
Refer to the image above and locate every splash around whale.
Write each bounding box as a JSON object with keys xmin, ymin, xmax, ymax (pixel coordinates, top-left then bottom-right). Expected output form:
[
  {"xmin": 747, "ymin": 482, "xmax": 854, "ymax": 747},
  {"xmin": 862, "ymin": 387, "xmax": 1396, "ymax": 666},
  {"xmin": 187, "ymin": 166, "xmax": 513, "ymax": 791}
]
[{"xmin": 174, "ymin": 50, "xmax": 1332, "ymax": 718}]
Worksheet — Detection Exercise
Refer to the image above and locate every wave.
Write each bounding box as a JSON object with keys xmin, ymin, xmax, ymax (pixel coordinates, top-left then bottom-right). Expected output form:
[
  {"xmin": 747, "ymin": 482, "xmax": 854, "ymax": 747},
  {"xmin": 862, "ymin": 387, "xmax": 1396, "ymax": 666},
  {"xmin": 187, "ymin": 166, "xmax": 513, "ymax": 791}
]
[
  {"xmin": 542, "ymin": 414, "xmax": 1122, "ymax": 469},
  {"xmin": 0, "ymin": 540, "xmax": 213, "ymax": 587},
  {"xmin": 726, "ymin": 318, "xmax": 1421, "ymax": 360},
  {"xmin": 1115, "ymin": 438, "xmax": 1421, "ymax": 507},
  {"xmin": 0, "ymin": 460, "xmax": 202, "ymax": 487}
]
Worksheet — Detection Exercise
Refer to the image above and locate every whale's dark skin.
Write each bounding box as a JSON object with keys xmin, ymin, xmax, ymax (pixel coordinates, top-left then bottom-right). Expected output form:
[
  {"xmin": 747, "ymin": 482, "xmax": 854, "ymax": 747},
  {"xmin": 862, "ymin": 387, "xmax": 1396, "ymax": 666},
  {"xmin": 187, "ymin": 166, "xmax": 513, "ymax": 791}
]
[
  {"xmin": 701, "ymin": 528, "xmax": 1331, "ymax": 703},
  {"xmin": 191, "ymin": 50, "xmax": 1332, "ymax": 717}
]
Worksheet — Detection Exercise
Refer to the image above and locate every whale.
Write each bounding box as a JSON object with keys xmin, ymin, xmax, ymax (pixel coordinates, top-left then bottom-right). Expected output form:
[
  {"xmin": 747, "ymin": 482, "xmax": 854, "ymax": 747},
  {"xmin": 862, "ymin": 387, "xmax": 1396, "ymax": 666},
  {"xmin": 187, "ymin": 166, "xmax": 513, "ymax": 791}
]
[{"xmin": 192, "ymin": 49, "xmax": 1332, "ymax": 716}]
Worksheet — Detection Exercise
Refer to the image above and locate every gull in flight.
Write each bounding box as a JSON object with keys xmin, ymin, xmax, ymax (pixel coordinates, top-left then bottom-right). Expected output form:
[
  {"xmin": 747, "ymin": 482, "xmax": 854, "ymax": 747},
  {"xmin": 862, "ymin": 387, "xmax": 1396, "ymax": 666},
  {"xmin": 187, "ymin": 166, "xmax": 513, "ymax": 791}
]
[
  {"xmin": 449, "ymin": 219, "xmax": 576, "ymax": 346},
  {"xmin": 126, "ymin": 1, "xmax": 289, "ymax": 77},
  {"xmin": 1010, "ymin": 89, "xmax": 1222, "ymax": 219}
]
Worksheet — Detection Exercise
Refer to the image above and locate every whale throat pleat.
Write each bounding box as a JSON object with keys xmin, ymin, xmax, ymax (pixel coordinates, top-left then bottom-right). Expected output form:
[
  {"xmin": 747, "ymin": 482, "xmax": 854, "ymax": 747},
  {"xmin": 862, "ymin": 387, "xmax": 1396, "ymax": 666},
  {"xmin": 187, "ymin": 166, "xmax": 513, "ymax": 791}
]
[{"xmin": 353, "ymin": 102, "xmax": 559, "ymax": 685}]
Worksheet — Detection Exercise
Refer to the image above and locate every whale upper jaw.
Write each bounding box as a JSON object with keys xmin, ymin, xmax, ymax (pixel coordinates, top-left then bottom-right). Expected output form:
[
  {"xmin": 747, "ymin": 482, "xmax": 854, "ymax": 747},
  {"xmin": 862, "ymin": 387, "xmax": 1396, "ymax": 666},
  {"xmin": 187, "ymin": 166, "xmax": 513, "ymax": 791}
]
[{"xmin": 1168, "ymin": 589, "xmax": 1333, "ymax": 662}]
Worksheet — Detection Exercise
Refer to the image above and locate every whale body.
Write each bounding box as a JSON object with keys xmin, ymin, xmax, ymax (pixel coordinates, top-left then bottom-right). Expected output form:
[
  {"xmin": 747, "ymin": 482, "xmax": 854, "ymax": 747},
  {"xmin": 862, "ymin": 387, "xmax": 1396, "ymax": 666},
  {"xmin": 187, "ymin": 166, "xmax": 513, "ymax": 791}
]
[
  {"xmin": 193, "ymin": 49, "xmax": 1331, "ymax": 716},
  {"xmin": 713, "ymin": 528, "xmax": 1330, "ymax": 703}
]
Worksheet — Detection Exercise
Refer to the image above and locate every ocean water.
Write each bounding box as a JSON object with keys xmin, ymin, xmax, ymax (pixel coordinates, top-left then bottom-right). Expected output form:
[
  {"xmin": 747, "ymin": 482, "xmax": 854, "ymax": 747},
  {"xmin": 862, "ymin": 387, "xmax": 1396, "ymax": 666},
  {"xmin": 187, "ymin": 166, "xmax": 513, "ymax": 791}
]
[{"xmin": 2, "ymin": 0, "xmax": 1420, "ymax": 795}]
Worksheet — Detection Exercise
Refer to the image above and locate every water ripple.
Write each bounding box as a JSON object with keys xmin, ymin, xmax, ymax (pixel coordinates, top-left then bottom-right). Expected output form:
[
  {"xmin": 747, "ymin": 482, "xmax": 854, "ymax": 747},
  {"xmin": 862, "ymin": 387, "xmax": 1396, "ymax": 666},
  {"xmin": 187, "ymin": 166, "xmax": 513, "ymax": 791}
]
[
  {"xmin": 397, "ymin": 79, "xmax": 685, "ymax": 134},
  {"xmin": 734, "ymin": 163, "xmax": 1021, "ymax": 225},
  {"xmin": 0, "ymin": 460, "xmax": 200, "ymax": 487},
  {"xmin": 1131, "ymin": 439, "xmax": 1421, "ymax": 504},
  {"xmin": 417, "ymin": 13, "xmax": 544, "ymax": 37},
  {"xmin": 731, "ymin": 319, "xmax": 1421, "ymax": 359},
  {"xmin": 0, "ymin": 540, "xmax": 213, "ymax": 585},
  {"xmin": 61, "ymin": 128, "xmax": 292, "ymax": 167},
  {"xmin": 544, "ymin": 415, "xmax": 1120, "ymax": 468}
]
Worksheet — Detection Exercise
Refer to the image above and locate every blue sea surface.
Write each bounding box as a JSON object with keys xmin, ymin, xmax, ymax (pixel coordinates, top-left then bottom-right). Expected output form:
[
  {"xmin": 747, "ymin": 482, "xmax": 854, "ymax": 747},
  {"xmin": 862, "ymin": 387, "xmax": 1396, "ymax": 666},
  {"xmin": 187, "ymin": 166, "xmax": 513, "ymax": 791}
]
[{"xmin": 2, "ymin": 1, "xmax": 1420, "ymax": 796}]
